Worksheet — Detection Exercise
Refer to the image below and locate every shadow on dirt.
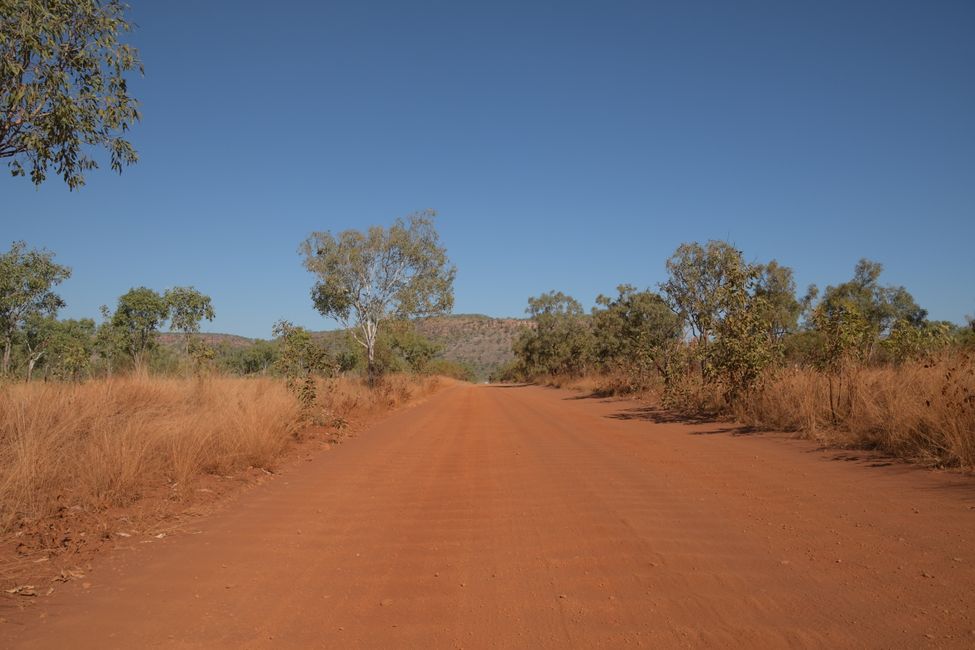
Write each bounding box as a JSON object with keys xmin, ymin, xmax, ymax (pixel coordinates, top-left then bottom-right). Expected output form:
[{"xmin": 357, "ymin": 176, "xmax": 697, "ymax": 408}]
[
  {"xmin": 806, "ymin": 448, "xmax": 975, "ymax": 498},
  {"xmin": 607, "ymin": 405, "xmax": 714, "ymax": 425},
  {"xmin": 591, "ymin": 402, "xmax": 757, "ymax": 436},
  {"xmin": 826, "ymin": 452, "xmax": 898, "ymax": 468},
  {"xmin": 563, "ymin": 388, "xmax": 622, "ymax": 400}
]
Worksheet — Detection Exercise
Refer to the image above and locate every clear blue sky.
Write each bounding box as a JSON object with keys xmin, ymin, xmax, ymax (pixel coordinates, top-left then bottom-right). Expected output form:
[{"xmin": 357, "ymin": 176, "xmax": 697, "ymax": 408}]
[{"xmin": 3, "ymin": 1, "xmax": 973, "ymax": 338}]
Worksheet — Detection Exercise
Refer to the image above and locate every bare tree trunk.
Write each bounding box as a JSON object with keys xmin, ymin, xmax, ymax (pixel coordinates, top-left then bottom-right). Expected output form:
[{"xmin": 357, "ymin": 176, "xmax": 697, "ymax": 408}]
[
  {"xmin": 698, "ymin": 334, "xmax": 708, "ymax": 383},
  {"xmin": 2, "ymin": 336, "xmax": 11, "ymax": 375},
  {"xmin": 364, "ymin": 320, "xmax": 378, "ymax": 387},
  {"xmin": 367, "ymin": 342, "xmax": 377, "ymax": 386}
]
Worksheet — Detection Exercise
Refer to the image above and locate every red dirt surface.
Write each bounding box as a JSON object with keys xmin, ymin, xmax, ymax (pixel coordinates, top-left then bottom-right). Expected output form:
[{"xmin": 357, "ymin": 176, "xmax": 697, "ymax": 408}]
[{"xmin": 2, "ymin": 384, "xmax": 974, "ymax": 648}]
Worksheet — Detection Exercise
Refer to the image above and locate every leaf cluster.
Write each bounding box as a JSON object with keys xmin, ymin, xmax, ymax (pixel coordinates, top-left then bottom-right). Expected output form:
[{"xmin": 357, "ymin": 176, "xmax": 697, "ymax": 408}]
[
  {"xmin": 1, "ymin": 0, "xmax": 142, "ymax": 188},
  {"xmin": 0, "ymin": 240, "xmax": 71, "ymax": 373}
]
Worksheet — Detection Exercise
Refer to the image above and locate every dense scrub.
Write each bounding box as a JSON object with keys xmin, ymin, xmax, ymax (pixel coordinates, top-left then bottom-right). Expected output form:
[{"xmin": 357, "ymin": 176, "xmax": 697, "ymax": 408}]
[{"xmin": 502, "ymin": 241, "xmax": 975, "ymax": 468}]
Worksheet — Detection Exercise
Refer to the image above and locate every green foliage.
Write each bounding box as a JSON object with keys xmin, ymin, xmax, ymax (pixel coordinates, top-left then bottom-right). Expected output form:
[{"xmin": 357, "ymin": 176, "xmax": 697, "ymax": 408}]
[
  {"xmin": 488, "ymin": 358, "xmax": 523, "ymax": 383},
  {"xmin": 514, "ymin": 291, "xmax": 593, "ymax": 377},
  {"xmin": 272, "ymin": 320, "xmax": 331, "ymax": 415},
  {"xmin": 218, "ymin": 339, "xmax": 278, "ymax": 375},
  {"xmin": 661, "ymin": 240, "xmax": 743, "ymax": 350},
  {"xmin": 146, "ymin": 341, "xmax": 180, "ymax": 375},
  {"xmin": 187, "ymin": 336, "xmax": 216, "ymax": 376},
  {"xmin": 98, "ymin": 286, "xmax": 215, "ymax": 372},
  {"xmin": 882, "ymin": 319, "xmax": 952, "ymax": 363},
  {"xmin": 659, "ymin": 343, "xmax": 704, "ymax": 410},
  {"xmin": 961, "ymin": 316, "xmax": 975, "ymax": 348},
  {"xmin": 93, "ymin": 304, "xmax": 126, "ymax": 373},
  {"xmin": 752, "ymin": 260, "xmax": 803, "ymax": 341},
  {"xmin": 425, "ymin": 357, "xmax": 477, "ymax": 382},
  {"xmin": 659, "ymin": 241, "xmax": 796, "ymax": 401},
  {"xmin": 301, "ymin": 210, "xmax": 455, "ymax": 381},
  {"xmin": 510, "ymin": 244, "xmax": 797, "ymax": 402},
  {"xmin": 781, "ymin": 330, "xmax": 825, "ymax": 366},
  {"xmin": 811, "ymin": 299, "xmax": 873, "ymax": 372},
  {"xmin": 272, "ymin": 320, "xmax": 331, "ymax": 379},
  {"xmin": 1, "ymin": 0, "xmax": 142, "ymax": 189},
  {"xmin": 18, "ymin": 314, "xmax": 94, "ymax": 380},
  {"xmin": 332, "ymin": 321, "xmax": 446, "ymax": 377},
  {"xmin": 164, "ymin": 286, "xmax": 215, "ymax": 372},
  {"xmin": 0, "ymin": 241, "xmax": 71, "ymax": 375},
  {"xmin": 18, "ymin": 313, "xmax": 57, "ymax": 379},
  {"xmin": 108, "ymin": 287, "xmax": 169, "ymax": 368},
  {"xmin": 43, "ymin": 317, "xmax": 95, "ymax": 379},
  {"xmin": 591, "ymin": 285, "xmax": 681, "ymax": 388},
  {"xmin": 709, "ymin": 262, "xmax": 780, "ymax": 399},
  {"xmin": 164, "ymin": 286, "xmax": 215, "ymax": 336},
  {"xmin": 816, "ymin": 259, "xmax": 926, "ymax": 340},
  {"xmin": 386, "ymin": 321, "xmax": 442, "ymax": 373},
  {"xmin": 503, "ymin": 243, "xmax": 966, "ymax": 420},
  {"xmin": 809, "ymin": 259, "xmax": 933, "ymax": 370}
]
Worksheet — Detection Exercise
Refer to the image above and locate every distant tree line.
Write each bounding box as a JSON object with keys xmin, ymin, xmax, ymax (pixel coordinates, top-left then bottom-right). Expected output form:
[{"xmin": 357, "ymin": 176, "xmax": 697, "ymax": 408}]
[
  {"xmin": 0, "ymin": 239, "xmax": 472, "ymax": 384},
  {"xmin": 0, "ymin": 240, "xmax": 216, "ymax": 380},
  {"xmin": 498, "ymin": 240, "xmax": 972, "ymax": 410}
]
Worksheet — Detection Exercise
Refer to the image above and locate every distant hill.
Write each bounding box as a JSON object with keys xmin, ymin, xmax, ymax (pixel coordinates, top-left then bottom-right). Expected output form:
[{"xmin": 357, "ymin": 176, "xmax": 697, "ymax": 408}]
[
  {"xmin": 413, "ymin": 314, "xmax": 531, "ymax": 379},
  {"xmin": 159, "ymin": 314, "xmax": 530, "ymax": 379}
]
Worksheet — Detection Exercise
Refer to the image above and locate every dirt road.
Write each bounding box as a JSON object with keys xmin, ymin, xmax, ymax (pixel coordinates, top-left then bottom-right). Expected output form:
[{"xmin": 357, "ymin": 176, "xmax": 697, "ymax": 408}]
[{"xmin": 3, "ymin": 384, "xmax": 974, "ymax": 648}]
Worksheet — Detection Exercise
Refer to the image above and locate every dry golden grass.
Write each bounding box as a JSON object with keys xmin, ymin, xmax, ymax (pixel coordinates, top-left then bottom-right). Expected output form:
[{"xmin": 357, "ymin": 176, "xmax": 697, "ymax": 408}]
[
  {"xmin": 543, "ymin": 353, "xmax": 975, "ymax": 469},
  {"xmin": 0, "ymin": 373, "xmax": 442, "ymax": 536},
  {"xmin": 738, "ymin": 354, "xmax": 975, "ymax": 468}
]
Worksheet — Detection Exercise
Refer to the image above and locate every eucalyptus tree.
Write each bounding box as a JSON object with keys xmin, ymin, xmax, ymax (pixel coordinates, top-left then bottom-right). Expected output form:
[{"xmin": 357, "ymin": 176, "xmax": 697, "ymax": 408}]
[
  {"xmin": 662, "ymin": 241, "xmax": 801, "ymax": 397},
  {"xmin": 752, "ymin": 260, "xmax": 803, "ymax": 342},
  {"xmin": 816, "ymin": 259, "xmax": 926, "ymax": 341},
  {"xmin": 46, "ymin": 316, "xmax": 95, "ymax": 379},
  {"xmin": 0, "ymin": 240, "xmax": 71, "ymax": 374},
  {"xmin": 516, "ymin": 291, "xmax": 593, "ymax": 377},
  {"xmin": 591, "ymin": 285, "xmax": 681, "ymax": 377},
  {"xmin": 709, "ymin": 261, "xmax": 780, "ymax": 399},
  {"xmin": 1, "ymin": 0, "xmax": 142, "ymax": 188},
  {"xmin": 20, "ymin": 314, "xmax": 94, "ymax": 381},
  {"xmin": 108, "ymin": 287, "xmax": 169, "ymax": 370},
  {"xmin": 300, "ymin": 211, "xmax": 455, "ymax": 383},
  {"xmin": 164, "ymin": 286, "xmax": 215, "ymax": 354},
  {"xmin": 661, "ymin": 240, "xmax": 742, "ymax": 372}
]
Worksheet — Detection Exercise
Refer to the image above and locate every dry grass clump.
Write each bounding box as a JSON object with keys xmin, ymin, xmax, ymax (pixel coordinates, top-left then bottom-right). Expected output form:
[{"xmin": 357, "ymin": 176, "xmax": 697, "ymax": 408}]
[
  {"xmin": 0, "ymin": 373, "xmax": 443, "ymax": 535},
  {"xmin": 316, "ymin": 373, "xmax": 442, "ymax": 425},
  {"xmin": 0, "ymin": 375, "xmax": 300, "ymax": 534},
  {"xmin": 738, "ymin": 354, "xmax": 975, "ymax": 467}
]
